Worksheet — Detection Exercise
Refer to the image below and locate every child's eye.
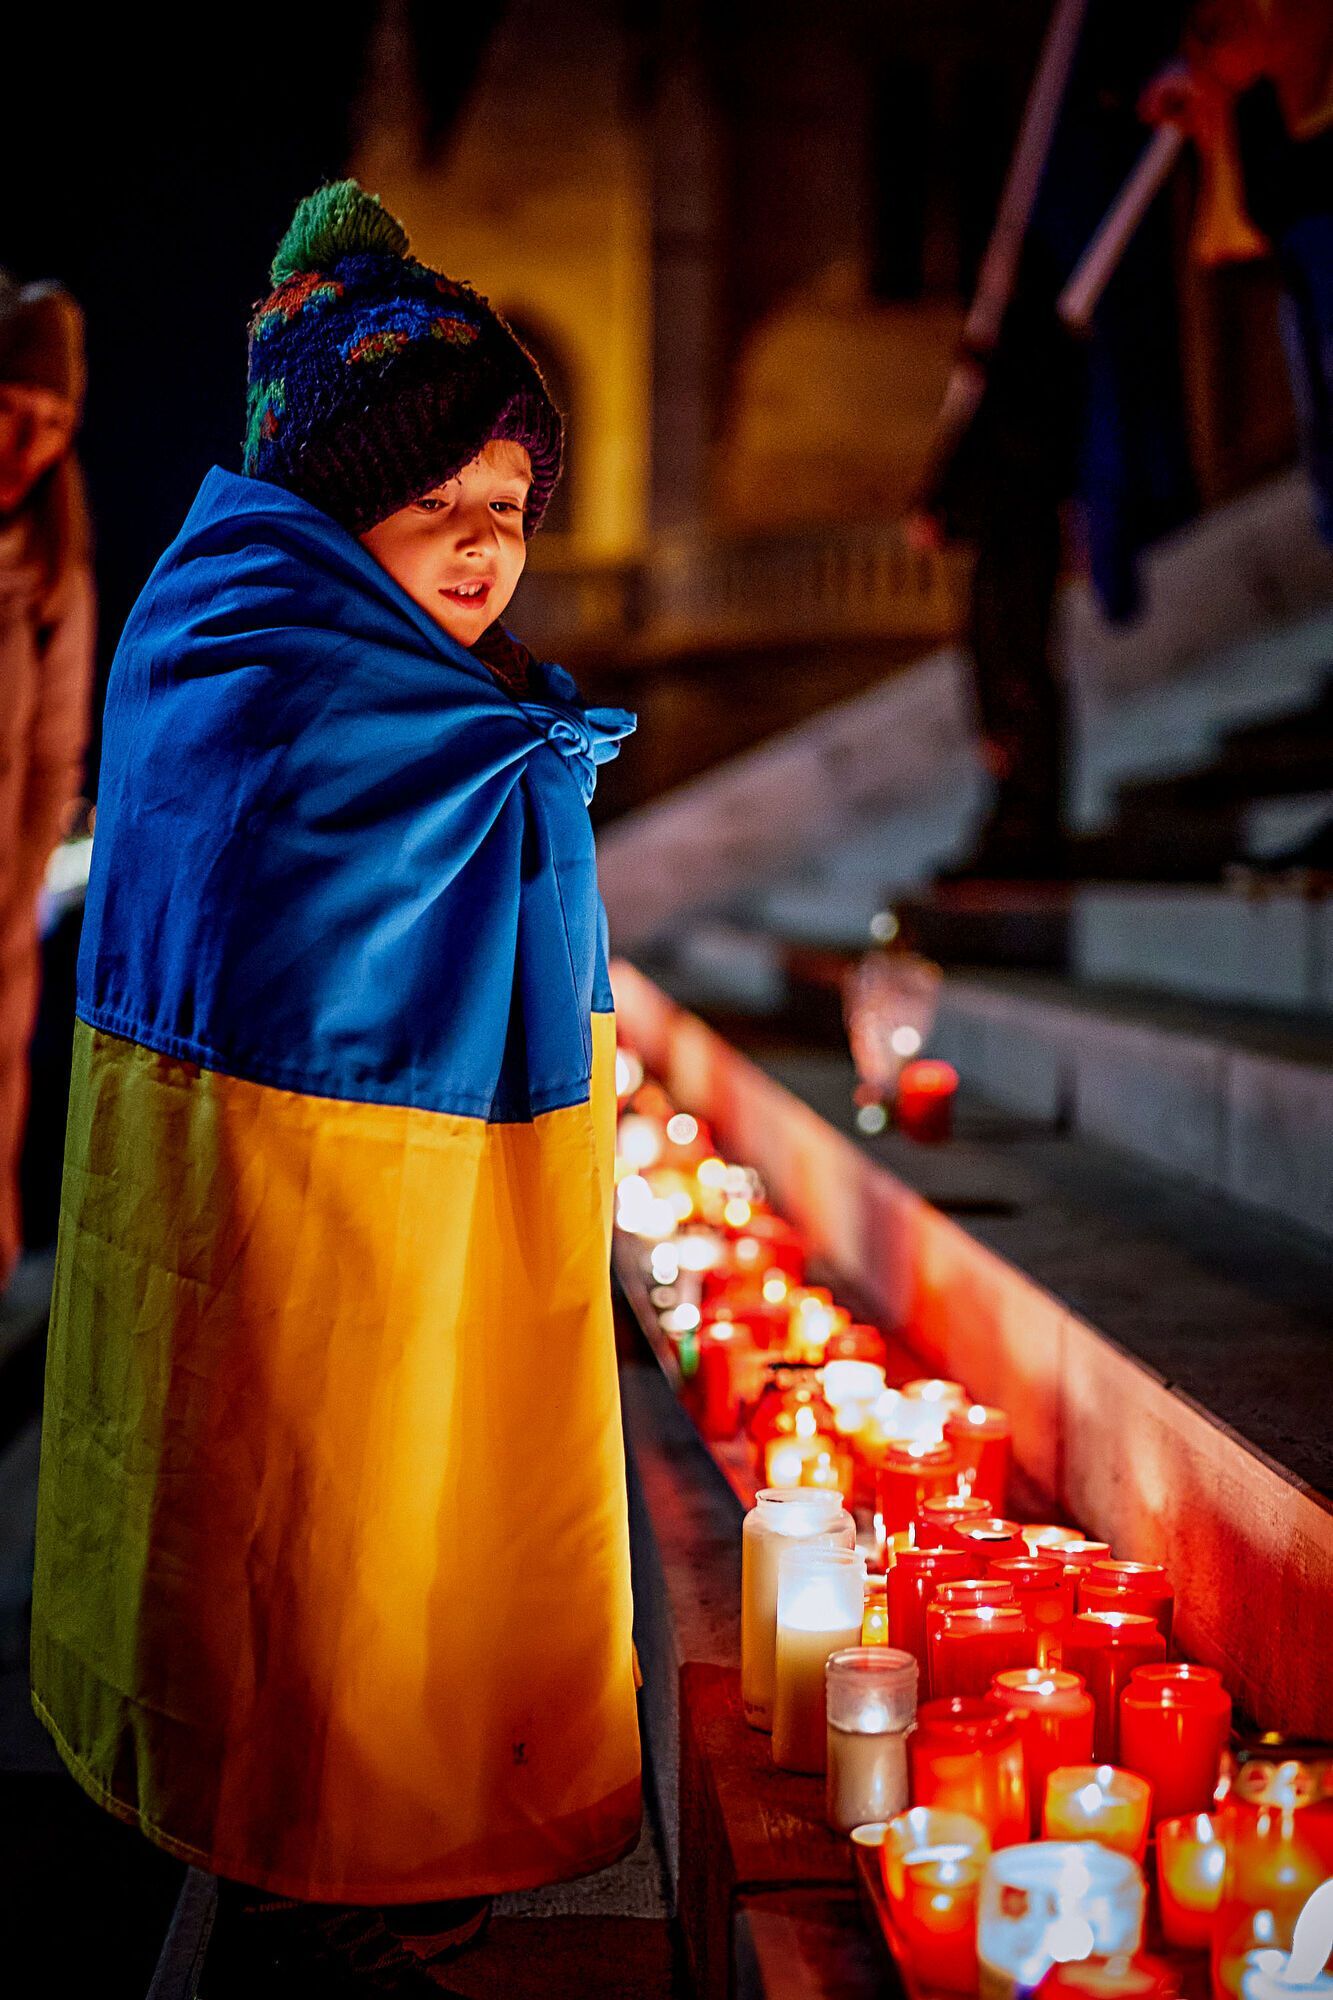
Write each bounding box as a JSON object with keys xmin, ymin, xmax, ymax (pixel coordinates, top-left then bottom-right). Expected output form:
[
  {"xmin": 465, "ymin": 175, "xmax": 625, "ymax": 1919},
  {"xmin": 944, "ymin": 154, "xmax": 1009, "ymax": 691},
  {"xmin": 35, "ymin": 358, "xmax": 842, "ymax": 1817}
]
[
  {"xmin": 415, "ymin": 496, "xmax": 447, "ymax": 512},
  {"xmin": 491, "ymin": 499, "xmax": 526, "ymax": 515}
]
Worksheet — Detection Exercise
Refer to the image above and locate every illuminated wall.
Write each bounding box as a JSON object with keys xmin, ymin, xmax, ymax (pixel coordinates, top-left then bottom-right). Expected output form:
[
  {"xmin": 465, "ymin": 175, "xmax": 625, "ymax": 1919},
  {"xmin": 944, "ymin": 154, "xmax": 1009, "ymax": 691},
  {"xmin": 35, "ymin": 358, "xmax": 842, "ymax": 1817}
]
[{"xmin": 355, "ymin": 0, "xmax": 652, "ymax": 563}]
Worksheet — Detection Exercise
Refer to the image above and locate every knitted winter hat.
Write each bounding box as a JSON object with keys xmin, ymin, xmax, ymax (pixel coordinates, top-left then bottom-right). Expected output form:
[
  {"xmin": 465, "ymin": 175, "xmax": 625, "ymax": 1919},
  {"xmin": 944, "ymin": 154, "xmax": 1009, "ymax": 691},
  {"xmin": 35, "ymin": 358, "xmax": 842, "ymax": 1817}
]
[
  {"xmin": 0, "ymin": 272, "xmax": 86, "ymax": 407},
  {"xmin": 243, "ymin": 180, "xmax": 563, "ymax": 536}
]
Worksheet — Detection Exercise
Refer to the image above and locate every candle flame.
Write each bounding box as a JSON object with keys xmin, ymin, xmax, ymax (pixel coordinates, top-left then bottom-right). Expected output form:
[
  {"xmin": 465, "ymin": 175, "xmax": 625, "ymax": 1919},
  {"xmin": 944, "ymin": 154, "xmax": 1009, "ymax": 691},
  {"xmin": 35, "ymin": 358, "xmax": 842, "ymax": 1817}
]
[
  {"xmin": 795, "ymin": 1406, "xmax": 818, "ymax": 1439},
  {"xmin": 666, "ymin": 1112, "xmax": 698, "ymax": 1145}
]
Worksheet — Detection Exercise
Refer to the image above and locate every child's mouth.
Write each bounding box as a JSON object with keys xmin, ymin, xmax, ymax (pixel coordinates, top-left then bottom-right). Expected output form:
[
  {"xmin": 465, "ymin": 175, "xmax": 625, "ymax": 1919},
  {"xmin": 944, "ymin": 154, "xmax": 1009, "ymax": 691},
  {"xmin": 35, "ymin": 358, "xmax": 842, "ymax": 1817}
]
[{"xmin": 441, "ymin": 579, "xmax": 492, "ymax": 607}]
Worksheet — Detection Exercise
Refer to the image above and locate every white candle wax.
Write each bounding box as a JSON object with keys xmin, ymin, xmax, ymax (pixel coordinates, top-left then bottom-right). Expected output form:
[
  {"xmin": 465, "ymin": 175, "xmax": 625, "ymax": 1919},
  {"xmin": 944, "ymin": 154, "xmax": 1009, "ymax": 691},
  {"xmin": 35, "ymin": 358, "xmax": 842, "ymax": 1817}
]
[
  {"xmin": 826, "ymin": 1723, "xmax": 909, "ymax": 1833},
  {"xmin": 772, "ymin": 1547, "xmax": 866, "ymax": 1773},
  {"xmin": 741, "ymin": 1490, "xmax": 852, "ymax": 1731}
]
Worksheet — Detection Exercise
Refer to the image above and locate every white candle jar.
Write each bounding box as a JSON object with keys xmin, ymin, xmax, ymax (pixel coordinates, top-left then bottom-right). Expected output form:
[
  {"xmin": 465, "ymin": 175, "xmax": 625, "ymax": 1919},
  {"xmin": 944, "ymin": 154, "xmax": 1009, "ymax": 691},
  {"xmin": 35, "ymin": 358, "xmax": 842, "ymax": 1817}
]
[
  {"xmin": 977, "ymin": 1841, "xmax": 1146, "ymax": 2000},
  {"xmin": 772, "ymin": 1545, "xmax": 867, "ymax": 1774},
  {"xmin": 741, "ymin": 1488, "xmax": 855, "ymax": 1732},
  {"xmin": 825, "ymin": 1646, "xmax": 918, "ymax": 1834}
]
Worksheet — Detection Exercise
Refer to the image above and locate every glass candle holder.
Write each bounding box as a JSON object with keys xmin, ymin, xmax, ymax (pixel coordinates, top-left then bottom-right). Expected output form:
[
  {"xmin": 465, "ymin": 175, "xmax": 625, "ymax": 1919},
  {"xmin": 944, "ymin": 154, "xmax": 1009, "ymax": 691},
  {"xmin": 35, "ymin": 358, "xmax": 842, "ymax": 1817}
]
[
  {"xmin": 888, "ymin": 1545, "xmax": 975, "ymax": 1666},
  {"xmin": 925, "ymin": 1578, "xmax": 1019, "ymax": 1693},
  {"xmin": 1213, "ymin": 1741, "xmax": 1333, "ymax": 2000},
  {"xmin": 681, "ymin": 1319, "xmax": 756, "ymax": 1440},
  {"xmin": 946, "ymin": 1404, "xmax": 1013, "ymax": 1511},
  {"xmin": 946, "ymin": 1517, "xmax": 1029, "ymax": 1564},
  {"xmin": 826, "ymin": 1321, "xmax": 888, "ymax": 1368},
  {"xmin": 1119, "ymin": 1664, "xmax": 1231, "ymax": 1823},
  {"xmin": 930, "ymin": 1602, "xmax": 1036, "ymax": 1701},
  {"xmin": 883, "ymin": 1807, "xmax": 992, "ymax": 1996},
  {"xmin": 877, "ymin": 1440, "xmax": 961, "ymax": 1533},
  {"xmin": 990, "ymin": 1668, "xmax": 1097, "ymax": 1836},
  {"xmin": 825, "ymin": 1646, "xmax": 918, "ymax": 1833},
  {"xmin": 916, "ymin": 1493, "xmax": 995, "ymax": 1547},
  {"xmin": 1035, "ymin": 1955, "xmax": 1181, "ymax": 2000},
  {"xmin": 977, "ymin": 1841, "xmax": 1147, "ymax": 2000},
  {"xmin": 1155, "ymin": 1812, "xmax": 1227, "ymax": 1951},
  {"xmin": 730, "ymin": 1211, "xmax": 805, "ymax": 1282},
  {"xmin": 1024, "ymin": 1525, "xmax": 1088, "ymax": 1554},
  {"xmin": 823, "ymin": 1357, "xmax": 887, "ymax": 1412},
  {"xmin": 772, "ymin": 1544, "xmax": 867, "ymax": 1773},
  {"xmin": 741, "ymin": 1488, "xmax": 854, "ymax": 1731},
  {"xmin": 1064, "ymin": 1613, "xmax": 1166, "ymax": 1762},
  {"xmin": 897, "ymin": 1060, "xmax": 959, "ymax": 1142},
  {"xmin": 902, "ymin": 1377, "xmax": 971, "ymax": 1412},
  {"xmin": 1043, "ymin": 1763, "xmax": 1153, "ymax": 1860},
  {"xmin": 862, "ymin": 1571, "xmax": 889, "ymax": 1646},
  {"xmin": 1078, "ymin": 1562, "xmax": 1175, "ymax": 1651},
  {"xmin": 1061, "ymin": 1541, "xmax": 1113, "ymax": 1581},
  {"xmin": 909, "ymin": 1697, "xmax": 1029, "ymax": 1848},
  {"xmin": 990, "ymin": 1553, "xmax": 1075, "ymax": 1668}
]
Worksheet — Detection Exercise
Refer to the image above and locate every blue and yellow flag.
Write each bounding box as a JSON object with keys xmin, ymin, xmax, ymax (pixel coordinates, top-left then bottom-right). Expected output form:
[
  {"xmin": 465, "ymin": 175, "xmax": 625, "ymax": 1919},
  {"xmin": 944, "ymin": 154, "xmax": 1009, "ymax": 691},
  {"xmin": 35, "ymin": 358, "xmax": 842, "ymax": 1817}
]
[{"xmin": 30, "ymin": 468, "xmax": 642, "ymax": 1901}]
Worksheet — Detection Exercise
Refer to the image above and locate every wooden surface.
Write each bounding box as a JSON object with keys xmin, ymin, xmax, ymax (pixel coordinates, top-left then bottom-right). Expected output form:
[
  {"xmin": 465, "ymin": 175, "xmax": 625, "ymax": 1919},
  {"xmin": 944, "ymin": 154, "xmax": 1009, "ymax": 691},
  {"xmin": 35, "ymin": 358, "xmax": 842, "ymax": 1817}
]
[
  {"xmin": 678, "ymin": 1664, "xmax": 859, "ymax": 2000},
  {"xmin": 734, "ymin": 1889, "xmax": 888, "ymax": 2000}
]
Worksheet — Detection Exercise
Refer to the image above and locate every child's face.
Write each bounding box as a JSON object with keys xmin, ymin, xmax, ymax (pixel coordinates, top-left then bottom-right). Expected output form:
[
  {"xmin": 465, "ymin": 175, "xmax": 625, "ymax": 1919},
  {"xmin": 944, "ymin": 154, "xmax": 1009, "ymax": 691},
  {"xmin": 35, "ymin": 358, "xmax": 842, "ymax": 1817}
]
[{"xmin": 359, "ymin": 438, "xmax": 532, "ymax": 647}]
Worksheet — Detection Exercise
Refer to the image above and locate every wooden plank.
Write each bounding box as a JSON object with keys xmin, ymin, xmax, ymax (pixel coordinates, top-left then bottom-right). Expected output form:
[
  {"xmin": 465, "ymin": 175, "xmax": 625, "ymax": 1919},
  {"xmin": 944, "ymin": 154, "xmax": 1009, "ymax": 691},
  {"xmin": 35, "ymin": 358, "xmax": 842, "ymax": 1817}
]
[{"xmin": 734, "ymin": 1889, "xmax": 887, "ymax": 2000}]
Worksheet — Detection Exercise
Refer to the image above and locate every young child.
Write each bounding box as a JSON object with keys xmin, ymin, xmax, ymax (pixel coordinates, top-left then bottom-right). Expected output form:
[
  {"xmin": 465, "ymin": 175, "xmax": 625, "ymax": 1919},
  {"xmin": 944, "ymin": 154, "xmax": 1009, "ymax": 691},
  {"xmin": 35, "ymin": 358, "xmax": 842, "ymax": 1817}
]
[{"xmin": 30, "ymin": 182, "xmax": 641, "ymax": 1993}]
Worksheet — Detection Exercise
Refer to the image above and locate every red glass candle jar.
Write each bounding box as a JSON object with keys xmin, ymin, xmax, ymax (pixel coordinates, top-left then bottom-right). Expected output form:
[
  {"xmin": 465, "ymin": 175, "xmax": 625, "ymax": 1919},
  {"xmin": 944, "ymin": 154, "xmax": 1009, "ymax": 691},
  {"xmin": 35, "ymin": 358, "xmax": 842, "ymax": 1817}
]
[
  {"xmin": 703, "ymin": 1287, "xmax": 791, "ymax": 1351},
  {"xmin": 929, "ymin": 1603, "xmax": 1035, "ymax": 1700},
  {"xmin": 908, "ymin": 1697, "xmax": 1028, "ymax": 1847},
  {"xmin": 681, "ymin": 1320, "xmax": 757, "ymax": 1439},
  {"xmin": 1064, "ymin": 1612, "xmax": 1166, "ymax": 1761},
  {"xmin": 826, "ymin": 1322, "xmax": 888, "ymax": 1368},
  {"xmin": 989, "ymin": 1554, "xmax": 1076, "ymax": 1669},
  {"xmin": 915, "ymin": 1493, "xmax": 994, "ymax": 1548},
  {"xmin": 877, "ymin": 1441, "xmax": 961, "ymax": 1533},
  {"xmin": 1078, "ymin": 1561, "xmax": 1175, "ymax": 1650},
  {"xmin": 945, "ymin": 1517, "xmax": 1028, "ymax": 1564},
  {"xmin": 1036, "ymin": 1955, "xmax": 1180, "ymax": 2000},
  {"xmin": 897, "ymin": 1060, "xmax": 958, "ymax": 1142},
  {"xmin": 1060, "ymin": 1540, "xmax": 1112, "ymax": 1581},
  {"xmin": 1212, "ymin": 1739, "xmax": 1333, "ymax": 2000},
  {"xmin": 888, "ymin": 1546, "xmax": 975, "ymax": 1668},
  {"xmin": 988, "ymin": 1667, "xmax": 1096, "ymax": 1835},
  {"xmin": 926, "ymin": 1581, "xmax": 1019, "ymax": 1696},
  {"xmin": 945, "ymin": 1404, "xmax": 1013, "ymax": 1512},
  {"xmin": 1155, "ymin": 1812, "xmax": 1226, "ymax": 1951},
  {"xmin": 1118, "ymin": 1664, "xmax": 1231, "ymax": 1823},
  {"xmin": 728, "ymin": 1211, "xmax": 806, "ymax": 1284}
]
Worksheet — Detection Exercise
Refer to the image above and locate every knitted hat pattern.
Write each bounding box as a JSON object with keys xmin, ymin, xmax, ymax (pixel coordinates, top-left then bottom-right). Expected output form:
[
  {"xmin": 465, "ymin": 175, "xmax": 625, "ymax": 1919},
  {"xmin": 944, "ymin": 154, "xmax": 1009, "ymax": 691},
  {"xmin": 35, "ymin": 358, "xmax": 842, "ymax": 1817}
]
[{"xmin": 243, "ymin": 181, "xmax": 563, "ymax": 536}]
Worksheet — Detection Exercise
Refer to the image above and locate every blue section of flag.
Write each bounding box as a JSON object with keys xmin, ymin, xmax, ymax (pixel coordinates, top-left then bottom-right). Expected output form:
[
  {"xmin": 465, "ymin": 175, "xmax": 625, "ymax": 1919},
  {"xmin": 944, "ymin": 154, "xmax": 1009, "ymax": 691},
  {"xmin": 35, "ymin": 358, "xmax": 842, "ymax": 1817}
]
[{"xmin": 79, "ymin": 468, "xmax": 635, "ymax": 1121}]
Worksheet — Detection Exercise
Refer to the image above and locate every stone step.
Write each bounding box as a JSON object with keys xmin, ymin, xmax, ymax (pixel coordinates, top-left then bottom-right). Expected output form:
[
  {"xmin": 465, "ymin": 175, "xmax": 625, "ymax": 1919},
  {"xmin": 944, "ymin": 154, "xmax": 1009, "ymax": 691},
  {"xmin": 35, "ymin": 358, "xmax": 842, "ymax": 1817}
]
[
  {"xmin": 926, "ymin": 967, "xmax": 1333, "ymax": 1244},
  {"xmin": 612, "ymin": 956, "xmax": 1333, "ymax": 1741},
  {"xmin": 1073, "ymin": 882, "xmax": 1333, "ymax": 1011}
]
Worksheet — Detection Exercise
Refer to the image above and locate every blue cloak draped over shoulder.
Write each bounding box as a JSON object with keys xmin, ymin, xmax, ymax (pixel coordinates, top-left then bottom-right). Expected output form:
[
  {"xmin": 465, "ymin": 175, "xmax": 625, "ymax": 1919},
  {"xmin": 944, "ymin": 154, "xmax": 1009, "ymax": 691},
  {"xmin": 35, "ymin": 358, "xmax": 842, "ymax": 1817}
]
[{"xmin": 78, "ymin": 465, "xmax": 636, "ymax": 1121}]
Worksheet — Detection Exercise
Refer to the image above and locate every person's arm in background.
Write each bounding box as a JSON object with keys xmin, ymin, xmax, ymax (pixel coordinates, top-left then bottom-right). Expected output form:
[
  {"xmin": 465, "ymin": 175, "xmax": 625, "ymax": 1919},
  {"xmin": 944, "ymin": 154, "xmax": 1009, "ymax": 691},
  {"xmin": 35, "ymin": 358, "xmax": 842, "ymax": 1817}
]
[{"xmin": 19, "ymin": 559, "xmax": 96, "ymax": 909}]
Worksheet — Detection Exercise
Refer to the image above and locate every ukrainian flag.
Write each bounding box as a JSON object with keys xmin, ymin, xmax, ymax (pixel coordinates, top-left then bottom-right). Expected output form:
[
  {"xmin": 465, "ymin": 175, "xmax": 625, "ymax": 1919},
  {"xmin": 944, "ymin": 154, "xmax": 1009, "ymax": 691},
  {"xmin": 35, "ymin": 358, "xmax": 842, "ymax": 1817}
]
[{"xmin": 30, "ymin": 468, "xmax": 643, "ymax": 1900}]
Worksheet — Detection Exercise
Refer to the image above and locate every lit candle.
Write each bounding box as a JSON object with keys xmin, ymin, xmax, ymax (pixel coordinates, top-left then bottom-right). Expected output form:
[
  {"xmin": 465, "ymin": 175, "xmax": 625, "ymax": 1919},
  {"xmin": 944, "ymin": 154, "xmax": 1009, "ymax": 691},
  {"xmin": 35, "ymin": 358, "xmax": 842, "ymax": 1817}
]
[
  {"xmin": 897, "ymin": 1059, "xmax": 959, "ymax": 1142},
  {"xmin": 977, "ymin": 1842, "xmax": 1147, "ymax": 2000},
  {"xmin": 826, "ymin": 1322, "xmax": 888, "ymax": 1368},
  {"xmin": 882, "ymin": 1805, "xmax": 991, "ymax": 1899},
  {"xmin": 1063, "ymin": 1613, "xmax": 1166, "ymax": 1762},
  {"xmin": 730, "ymin": 1210, "xmax": 806, "ymax": 1282},
  {"xmin": 908, "ymin": 1697, "xmax": 1029, "ymax": 1848},
  {"xmin": 989, "ymin": 1553, "xmax": 1076, "ymax": 1668},
  {"xmin": 1236, "ymin": 1883, "xmax": 1333, "ymax": 2000},
  {"xmin": 1078, "ymin": 1561, "xmax": 1175, "ymax": 1650},
  {"xmin": 862, "ymin": 1572, "xmax": 889, "ymax": 1646},
  {"xmin": 902, "ymin": 1377, "xmax": 971, "ymax": 1412},
  {"xmin": 1043, "ymin": 1763, "xmax": 1153, "ymax": 1860},
  {"xmin": 887, "ymin": 1546, "xmax": 975, "ymax": 1669},
  {"xmin": 946, "ymin": 1404, "xmax": 1013, "ymax": 1511},
  {"xmin": 989, "ymin": 1668, "xmax": 1097, "ymax": 1835},
  {"xmin": 1034, "ymin": 1953, "xmax": 1181, "ymax": 2000},
  {"xmin": 1023, "ymin": 1524, "xmax": 1087, "ymax": 1553},
  {"xmin": 741, "ymin": 1488, "xmax": 854, "ymax": 1731},
  {"xmin": 1156, "ymin": 1812, "xmax": 1227, "ymax": 1950},
  {"xmin": 772, "ymin": 1545, "xmax": 867, "ymax": 1773},
  {"xmin": 930, "ymin": 1602, "xmax": 1035, "ymax": 1700},
  {"xmin": 1118, "ymin": 1664, "xmax": 1231, "ymax": 1823},
  {"xmin": 945, "ymin": 1517, "xmax": 1029, "ymax": 1564},
  {"xmin": 825, "ymin": 1646, "xmax": 918, "ymax": 1833},
  {"xmin": 682, "ymin": 1319, "xmax": 755, "ymax": 1439},
  {"xmin": 896, "ymin": 1845, "xmax": 984, "ymax": 1991},
  {"xmin": 823, "ymin": 1357, "xmax": 888, "ymax": 1411},
  {"xmin": 1060, "ymin": 1540, "xmax": 1113, "ymax": 1582},
  {"xmin": 801, "ymin": 1442, "xmax": 854, "ymax": 1503},
  {"xmin": 916, "ymin": 1493, "xmax": 995, "ymax": 1547},
  {"xmin": 765, "ymin": 1428, "xmax": 819, "ymax": 1488},
  {"xmin": 926, "ymin": 1579, "xmax": 1018, "ymax": 1693},
  {"xmin": 877, "ymin": 1440, "xmax": 962, "ymax": 1532}
]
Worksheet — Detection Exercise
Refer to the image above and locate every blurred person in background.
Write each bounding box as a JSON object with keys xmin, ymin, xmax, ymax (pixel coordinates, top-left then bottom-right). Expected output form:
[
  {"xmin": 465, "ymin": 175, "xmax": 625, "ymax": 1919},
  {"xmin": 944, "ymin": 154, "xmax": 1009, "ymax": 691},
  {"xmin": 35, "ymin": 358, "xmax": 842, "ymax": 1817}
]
[{"xmin": 0, "ymin": 273, "xmax": 95, "ymax": 1292}]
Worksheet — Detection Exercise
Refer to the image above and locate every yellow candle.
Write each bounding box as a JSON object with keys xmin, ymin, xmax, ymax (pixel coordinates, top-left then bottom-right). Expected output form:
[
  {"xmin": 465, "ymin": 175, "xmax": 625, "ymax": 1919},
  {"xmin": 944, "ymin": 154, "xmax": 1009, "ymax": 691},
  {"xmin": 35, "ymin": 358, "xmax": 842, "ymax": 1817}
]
[
  {"xmin": 1156, "ymin": 1812, "xmax": 1226, "ymax": 1950},
  {"xmin": 1043, "ymin": 1763, "xmax": 1152, "ymax": 1860},
  {"xmin": 863, "ymin": 1574, "xmax": 890, "ymax": 1645}
]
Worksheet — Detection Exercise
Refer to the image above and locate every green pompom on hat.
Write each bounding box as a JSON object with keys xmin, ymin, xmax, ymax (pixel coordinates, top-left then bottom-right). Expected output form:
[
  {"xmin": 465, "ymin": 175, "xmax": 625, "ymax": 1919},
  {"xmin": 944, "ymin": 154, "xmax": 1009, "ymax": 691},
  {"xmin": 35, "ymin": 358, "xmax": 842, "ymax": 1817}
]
[{"xmin": 243, "ymin": 179, "xmax": 563, "ymax": 537}]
